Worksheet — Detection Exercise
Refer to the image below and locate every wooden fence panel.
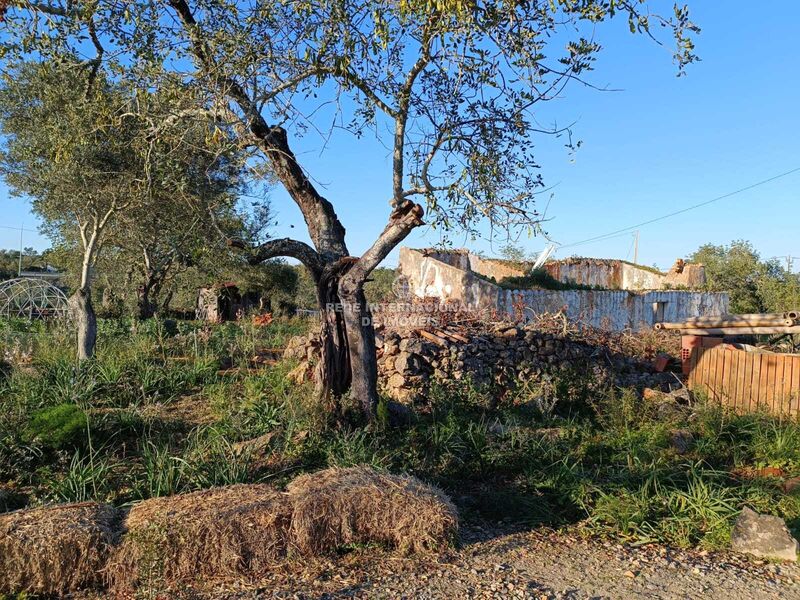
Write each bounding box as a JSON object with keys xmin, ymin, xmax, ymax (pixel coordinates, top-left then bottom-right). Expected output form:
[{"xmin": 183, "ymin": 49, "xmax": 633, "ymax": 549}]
[{"xmin": 687, "ymin": 345, "xmax": 800, "ymax": 416}]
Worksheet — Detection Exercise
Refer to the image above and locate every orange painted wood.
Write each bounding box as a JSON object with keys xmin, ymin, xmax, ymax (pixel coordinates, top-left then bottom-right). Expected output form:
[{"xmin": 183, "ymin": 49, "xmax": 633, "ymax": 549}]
[
  {"xmin": 736, "ymin": 351, "xmax": 747, "ymax": 413},
  {"xmin": 750, "ymin": 353, "xmax": 762, "ymax": 412},
  {"xmin": 758, "ymin": 354, "xmax": 775, "ymax": 410},
  {"xmin": 792, "ymin": 357, "xmax": 800, "ymax": 414},
  {"xmin": 722, "ymin": 349, "xmax": 735, "ymax": 408}
]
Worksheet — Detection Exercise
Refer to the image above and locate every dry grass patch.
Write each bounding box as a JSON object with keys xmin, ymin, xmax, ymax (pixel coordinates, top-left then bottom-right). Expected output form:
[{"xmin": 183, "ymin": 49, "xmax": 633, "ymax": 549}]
[
  {"xmin": 287, "ymin": 466, "xmax": 458, "ymax": 555},
  {"xmin": 107, "ymin": 484, "xmax": 292, "ymax": 593},
  {"xmin": 0, "ymin": 501, "xmax": 121, "ymax": 596}
]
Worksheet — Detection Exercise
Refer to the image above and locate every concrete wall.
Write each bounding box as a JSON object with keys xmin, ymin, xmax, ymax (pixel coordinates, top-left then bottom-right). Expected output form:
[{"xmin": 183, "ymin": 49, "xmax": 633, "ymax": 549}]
[
  {"xmin": 467, "ymin": 255, "xmax": 527, "ymax": 282},
  {"xmin": 398, "ymin": 247, "xmax": 499, "ymax": 309},
  {"xmin": 398, "ymin": 247, "xmax": 728, "ymax": 331},
  {"xmin": 544, "ymin": 258, "xmax": 706, "ymax": 291},
  {"xmin": 498, "ymin": 289, "xmax": 729, "ymax": 331}
]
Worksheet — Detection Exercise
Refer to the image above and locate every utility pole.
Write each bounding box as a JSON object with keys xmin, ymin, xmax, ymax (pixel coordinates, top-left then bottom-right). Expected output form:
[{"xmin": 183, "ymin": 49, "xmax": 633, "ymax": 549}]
[
  {"xmin": 17, "ymin": 223, "xmax": 23, "ymax": 277},
  {"xmin": 632, "ymin": 230, "xmax": 640, "ymax": 265}
]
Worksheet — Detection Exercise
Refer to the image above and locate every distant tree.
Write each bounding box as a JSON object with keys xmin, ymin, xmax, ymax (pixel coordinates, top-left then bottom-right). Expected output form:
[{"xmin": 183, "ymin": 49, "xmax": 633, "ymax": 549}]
[
  {"xmin": 2, "ymin": 0, "xmax": 699, "ymax": 417},
  {"xmin": 690, "ymin": 240, "xmax": 800, "ymax": 314},
  {"xmin": 0, "ymin": 61, "xmax": 248, "ymax": 356},
  {"xmin": 364, "ymin": 268, "xmax": 398, "ymax": 305},
  {"xmin": 0, "ymin": 247, "xmax": 45, "ymax": 280},
  {"xmin": 499, "ymin": 244, "xmax": 533, "ymax": 265}
]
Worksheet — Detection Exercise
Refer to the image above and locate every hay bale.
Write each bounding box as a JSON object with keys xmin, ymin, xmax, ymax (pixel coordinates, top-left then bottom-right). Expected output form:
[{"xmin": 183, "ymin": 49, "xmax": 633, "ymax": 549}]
[
  {"xmin": 0, "ymin": 501, "xmax": 121, "ymax": 595},
  {"xmin": 107, "ymin": 484, "xmax": 291, "ymax": 592},
  {"xmin": 287, "ymin": 466, "xmax": 458, "ymax": 555}
]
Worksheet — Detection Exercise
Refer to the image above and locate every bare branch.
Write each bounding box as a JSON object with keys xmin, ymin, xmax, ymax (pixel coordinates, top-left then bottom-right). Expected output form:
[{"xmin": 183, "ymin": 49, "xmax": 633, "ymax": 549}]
[{"xmin": 341, "ymin": 201, "xmax": 424, "ymax": 292}]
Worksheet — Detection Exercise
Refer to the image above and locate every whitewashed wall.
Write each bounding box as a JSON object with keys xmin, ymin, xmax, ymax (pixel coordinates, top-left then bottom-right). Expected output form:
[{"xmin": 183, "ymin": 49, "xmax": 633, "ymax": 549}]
[{"xmin": 498, "ymin": 289, "xmax": 729, "ymax": 331}]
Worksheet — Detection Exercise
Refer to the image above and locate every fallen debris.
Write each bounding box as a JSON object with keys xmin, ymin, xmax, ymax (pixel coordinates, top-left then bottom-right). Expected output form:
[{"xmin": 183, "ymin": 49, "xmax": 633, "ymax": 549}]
[{"xmin": 0, "ymin": 501, "xmax": 121, "ymax": 596}]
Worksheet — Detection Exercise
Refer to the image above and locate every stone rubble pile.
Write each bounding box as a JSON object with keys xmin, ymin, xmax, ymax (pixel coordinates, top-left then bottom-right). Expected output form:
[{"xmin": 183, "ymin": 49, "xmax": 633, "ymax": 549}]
[{"xmin": 284, "ymin": 322, "xmax": 675, "ymax": 403}]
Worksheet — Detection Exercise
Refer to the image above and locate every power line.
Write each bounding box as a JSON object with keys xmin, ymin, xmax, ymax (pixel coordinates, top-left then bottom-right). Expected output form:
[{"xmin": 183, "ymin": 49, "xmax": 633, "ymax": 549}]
[
  {"xmin": 0, "ymin": 225, "xmax": 38, "ymax": 233},
  {"xmin": 560, "ymin": 166, "xmax": 800, "ymax": 250}
]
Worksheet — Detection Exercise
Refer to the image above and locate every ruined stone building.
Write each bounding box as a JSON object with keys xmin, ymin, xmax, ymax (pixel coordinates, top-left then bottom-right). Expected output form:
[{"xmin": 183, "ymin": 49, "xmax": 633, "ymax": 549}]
[{"xmin": 397, "ymin": 248, "xmax": 729, "ymax": 332}]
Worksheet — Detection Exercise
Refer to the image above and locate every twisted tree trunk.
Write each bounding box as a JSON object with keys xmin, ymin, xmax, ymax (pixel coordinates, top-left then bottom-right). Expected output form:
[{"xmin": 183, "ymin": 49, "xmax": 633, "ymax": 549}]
[{"xmin": 168, "ymin": 0, "xmax": 423, "ymax": 419}]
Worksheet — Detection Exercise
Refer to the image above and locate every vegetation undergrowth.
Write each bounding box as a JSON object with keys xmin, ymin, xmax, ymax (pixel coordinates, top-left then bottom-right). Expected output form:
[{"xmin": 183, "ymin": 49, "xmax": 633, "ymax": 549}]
[{"xmin": 2, "ymin": 316, "xmax": 800, "ymax": 552}]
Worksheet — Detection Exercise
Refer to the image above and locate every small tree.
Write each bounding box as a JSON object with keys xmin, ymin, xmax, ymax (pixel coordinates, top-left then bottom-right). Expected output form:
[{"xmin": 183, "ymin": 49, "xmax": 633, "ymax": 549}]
[
  {"xmin": 2, "ymin": 1, "xmax": 698, "ymax": 414},
  {"xmin": 0, "ymin": 63, "xmax": 142, "ymax": 358},
  {"xmin": 0, "ymin": 61, "xmax": 249, "ymax": 354},
  {"xmin": 691, "ymin": 240, "xmax": 800, "ymax": 314}
]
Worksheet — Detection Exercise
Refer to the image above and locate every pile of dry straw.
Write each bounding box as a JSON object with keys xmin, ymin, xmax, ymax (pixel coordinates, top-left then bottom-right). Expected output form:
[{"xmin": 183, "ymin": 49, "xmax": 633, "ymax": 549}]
[{"xmin": 0, "ymin": 466, "xmax": 458, "ymax": 596}]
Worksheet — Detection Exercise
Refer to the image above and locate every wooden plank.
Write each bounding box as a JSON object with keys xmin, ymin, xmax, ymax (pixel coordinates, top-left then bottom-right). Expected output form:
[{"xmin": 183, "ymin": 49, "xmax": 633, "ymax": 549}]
[
  {"xmin": 792, "ymin": 356, "xmax": 800, "ymax": 415},
  {"xmin": 688, "ymin": 346, "xmax": 701, "ymax": 389},
  {"xmin": 751, "ymin": 353, "xmax": 763, "ymax": 412},
  {"xmin": 675, "ymin": 326, "xmax": 800, "ymax": 335},
  {"xmin": 733, "ymin": 350, "xmax": 746, "ymax": 412},
  {"xmin": 713, "ymin": 347, "xmax": 727, "ymax": 404},
  {"xmin": 702, "ymin": 346, "xmax": 715, "ymax": 392},
  {"xmin": 783, "ymin": 356, "xmax": 794, "ymax": 415},
  {"xmin": 778, "ymin": 356, "xmax": 789, "ymax": 415},
  {"xmin": 441, "ymin": 329, "xmax": 469, "ymax": 344},
  {"xmin": 764, "ymin": 355, "xmax": 777, "ymax": 414},
  {"xmin": 418, "ymin": 329, "xmax": 447, "ymax": 347},
  {"xmin": 690, "ymin": 343, "xmax": 701, "ymax": 381},
  {"xmin": 720, "ymin": 350, "xmax": 735, "ymax": 408},
  {"xmin": 728, "ymin": 350, "xmax": 742, "ymax": 410},
  {"xmin": 706, "ymin": 348, "xmax": 717, "ymax": 400},
  {"xmin": 742, "ymin": 353, "xmax": 755, "ymax": 413},
  {"xmin": 739, "ymin": 352, "xmax": 751, "ymax": 413},
  {"xmin": 689, "ymin": 348, "xmax": 703, "ymax": 389}
]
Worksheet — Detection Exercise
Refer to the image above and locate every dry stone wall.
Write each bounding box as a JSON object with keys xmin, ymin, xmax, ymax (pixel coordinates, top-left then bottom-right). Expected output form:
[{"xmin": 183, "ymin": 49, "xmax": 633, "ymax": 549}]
[{"xmin": 285, "ymin": 323, "xmax": 675, "ymax": 405}]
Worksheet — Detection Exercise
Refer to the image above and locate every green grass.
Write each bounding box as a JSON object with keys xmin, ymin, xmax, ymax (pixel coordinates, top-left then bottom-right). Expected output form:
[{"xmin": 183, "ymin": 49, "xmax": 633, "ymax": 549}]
[{"xmin": 1, "ymin": 316, "xmax": 800, "ymax": 552}]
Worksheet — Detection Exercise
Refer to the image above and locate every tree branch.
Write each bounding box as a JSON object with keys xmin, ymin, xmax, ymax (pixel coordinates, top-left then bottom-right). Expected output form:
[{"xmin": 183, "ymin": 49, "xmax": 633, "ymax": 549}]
[
  {"xmin": 248, "ymin": 237, "xmax": 324, "ymax": 278},
  {"xmin": 340, "ymin": 200, "xmax": 424, "ymax": 294},
  {"xmin": 167, "ymin": 0, "xmax": 349, "ymax": 260},
  {"xmin": 392, "ymin": 15, "xmax": 436, "ymax": 206}
]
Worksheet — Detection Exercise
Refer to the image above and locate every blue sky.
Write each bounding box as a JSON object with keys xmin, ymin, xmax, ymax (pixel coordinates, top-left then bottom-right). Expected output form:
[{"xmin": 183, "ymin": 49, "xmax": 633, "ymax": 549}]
[{"xmin": 2, "ymin": 1, "xmax": 799, "ymax": 271}]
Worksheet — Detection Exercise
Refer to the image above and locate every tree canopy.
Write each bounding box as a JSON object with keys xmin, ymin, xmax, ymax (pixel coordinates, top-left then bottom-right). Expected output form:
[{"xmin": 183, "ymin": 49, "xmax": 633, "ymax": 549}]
[
  {"xmin": 690, "ymin": 240, "xmax": 800, "ymax": 314},
  {"xmin": 0, "ymin": 0, "xmax": 700, "ymax": 413}
]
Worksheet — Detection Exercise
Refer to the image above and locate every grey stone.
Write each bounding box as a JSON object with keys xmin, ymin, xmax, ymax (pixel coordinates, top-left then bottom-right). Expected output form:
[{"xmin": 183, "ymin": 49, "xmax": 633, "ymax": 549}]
[
  {"xmin": 731, "ymin": 507, "xmax": 798, "ymax": 561},
  {"xmin": 394, "ymin": 351, "xmax": 420, "ymax": 374},
  {"xmin": 387, "ymin": 372, "xmax": 408, "ymax": 389},
  {"xmin": 670, "ymin": 429, "xmax": 694, "ymax": 455},
  {"xmin": 399, "ymin": 338, "xmax": 424, "ymax": 354},
  {"xmin": 385, "ymin": 400, "xmax": 414, "ymax": 426}
]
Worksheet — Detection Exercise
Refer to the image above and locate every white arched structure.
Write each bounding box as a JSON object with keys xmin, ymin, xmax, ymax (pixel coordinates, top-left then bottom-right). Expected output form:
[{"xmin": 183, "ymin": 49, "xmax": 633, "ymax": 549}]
[{"xmin": 0, "ymin": 278, "xmax": 69, "ymax": 320}]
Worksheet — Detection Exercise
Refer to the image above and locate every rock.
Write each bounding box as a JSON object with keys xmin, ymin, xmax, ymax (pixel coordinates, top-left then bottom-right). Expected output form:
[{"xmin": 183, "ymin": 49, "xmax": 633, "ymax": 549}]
[
  {"xmin": 731, "ymin": 507, "xmax": 798, "ymax": 561},
  {"xmin": 287, "ymin": 361, "xmax": 311, "ymax": 384},
  {"xmin": 232, "ymin": 431, "xmax": 276, "ymax": 456},
  {"xmin": 399, "ymin": 338, "xmax": 424, "ymax": 354},
  {"xmin": 384, "ymin": 400, "xmax": 414, "ymax": 426},
  {"xmin": 387, "ymin": 373, "xmax": 407, "ymax": 389},
  {"xmin": 670, "ymin": 429, "xmax": 694, "ymax": 455},
  {"xmin": 394, "ymin": 351, "xmax": 420, "ymax": 374}
]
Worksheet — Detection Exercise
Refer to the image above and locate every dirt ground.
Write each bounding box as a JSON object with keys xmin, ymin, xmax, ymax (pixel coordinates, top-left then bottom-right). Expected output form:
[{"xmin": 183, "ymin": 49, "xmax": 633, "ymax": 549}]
[{"xmin": 170, "ymin": 526, "xmax": 800, "ymax": 599}]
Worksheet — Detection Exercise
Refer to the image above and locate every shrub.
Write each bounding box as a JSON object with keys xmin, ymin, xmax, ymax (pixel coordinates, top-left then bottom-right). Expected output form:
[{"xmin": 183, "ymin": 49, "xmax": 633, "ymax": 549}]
[{"xmin": 25, "ymin": 404, "xmax": 88, "ymax": 451}]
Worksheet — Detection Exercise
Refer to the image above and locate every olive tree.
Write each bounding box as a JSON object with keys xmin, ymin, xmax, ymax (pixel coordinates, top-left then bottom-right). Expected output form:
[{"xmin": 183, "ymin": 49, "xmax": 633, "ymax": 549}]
[
  {"xmin": 0, "ymin": 62, "xmax": 142, "ymax": 358},
  {"xmin": 0, "ymin": 61, "xmax": 249, "ymax": 355},
  {"xmin": 1, "ymin": 0, "xmax": 698, "ymax": 415}
]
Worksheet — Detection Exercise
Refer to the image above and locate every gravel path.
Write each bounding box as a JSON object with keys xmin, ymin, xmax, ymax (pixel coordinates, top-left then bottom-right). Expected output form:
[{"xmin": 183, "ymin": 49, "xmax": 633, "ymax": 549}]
[{"xmin": 204, "ymin": 527, "xmax": 800, "ymax": 599}]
